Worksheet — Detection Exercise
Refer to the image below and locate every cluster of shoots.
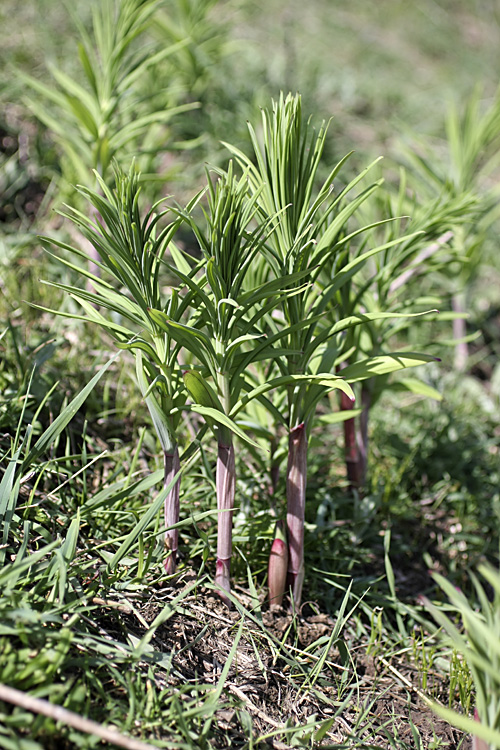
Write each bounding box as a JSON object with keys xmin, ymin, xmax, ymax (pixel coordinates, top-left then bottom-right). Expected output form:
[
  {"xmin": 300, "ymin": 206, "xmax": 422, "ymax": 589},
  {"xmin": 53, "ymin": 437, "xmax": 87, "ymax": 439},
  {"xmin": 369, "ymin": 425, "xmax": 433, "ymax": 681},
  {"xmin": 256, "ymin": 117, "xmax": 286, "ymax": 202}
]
[{"xmin": 43, "ymin": 93, "xmax": 445, "ymax": 608}]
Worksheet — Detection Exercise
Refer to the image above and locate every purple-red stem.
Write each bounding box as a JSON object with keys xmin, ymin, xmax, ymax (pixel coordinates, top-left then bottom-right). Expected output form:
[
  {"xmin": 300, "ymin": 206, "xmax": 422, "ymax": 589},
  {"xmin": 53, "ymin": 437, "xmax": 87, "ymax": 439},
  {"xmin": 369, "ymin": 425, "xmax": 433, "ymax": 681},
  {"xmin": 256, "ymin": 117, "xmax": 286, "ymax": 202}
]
[
  {"xmin": 337, "ymin": 362, "xmax": 363, "ymax": 492},
  {"xmin": 356, "ymin": 385, "xmax": 372, "ymax": 488},
  {"xmin": 286, "ymin": 422, "xmax": 307, "ymax": 605},
  {"xmin": 340, "ymin": 388, "xmax": 363, "ymax": 492},
  {"xmin": 270, "ymin": 435, "xmax": 280, "ymax": 496},
  {"xmin": 472, "ymin": 708, "xmax": 488, "ymax": 750},
  {"xmin": 163, "ymin": 445, "xmax": 180, "ymax": 575},
  {"xmin": 215, "ymin": 441, "xmax": 235, "ymax": 603}
]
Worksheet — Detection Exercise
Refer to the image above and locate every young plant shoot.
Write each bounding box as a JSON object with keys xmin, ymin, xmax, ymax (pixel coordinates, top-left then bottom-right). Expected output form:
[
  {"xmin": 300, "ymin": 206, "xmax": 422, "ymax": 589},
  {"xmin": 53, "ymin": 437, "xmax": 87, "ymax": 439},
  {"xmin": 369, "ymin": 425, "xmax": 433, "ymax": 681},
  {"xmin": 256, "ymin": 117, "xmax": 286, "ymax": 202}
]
[
  {"xmin": 151, "ymin": 161, "xmax": 347, "ymax": 601},
  {"xmin": 225, "ymin": 93, "xmax": 438, "ymax": 605},
  {"xmin": 39, "ymin": 165, "xmax": 188, "ymax": 574},
  {"xmin": 149, "ymin": 163, "xmax": 282, "ymax": 600},
  {"xmin": 325, "ymin": 171, "xmax": 475, "ymax": 490}
]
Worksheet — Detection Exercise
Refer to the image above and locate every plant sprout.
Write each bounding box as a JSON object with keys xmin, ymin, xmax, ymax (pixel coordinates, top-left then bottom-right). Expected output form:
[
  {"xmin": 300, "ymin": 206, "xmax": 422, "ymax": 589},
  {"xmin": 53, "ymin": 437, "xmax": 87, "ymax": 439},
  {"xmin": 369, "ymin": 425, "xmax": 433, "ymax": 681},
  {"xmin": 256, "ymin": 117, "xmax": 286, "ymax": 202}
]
[
  {"xmin": 149, "ymin": 162, "xmax": 276, "ymax": 598},
  {"xmin": 38, "ymin": 94, "xmax": 446, "ymax": 609},
  {"xmin": 326, "ymin": 171, "xmax": 476, "ymax": 490},
  {"xmin": 37, "ymin": 164, "xmax": 188, "ymax": 573},
  {"xmin": 401, "ymin": 86, "xmax": 500, "ymax": 370},
  {"xmin": 20, "ymin": 0, "xmax": 193, "ymax": 192},
  {"xmin": 225, "ymin": 93, "xmax": 437, "ymax": 605},
  {"xmin": 149, "ymin": 162, "xmax": 350, "ymax": 600}
]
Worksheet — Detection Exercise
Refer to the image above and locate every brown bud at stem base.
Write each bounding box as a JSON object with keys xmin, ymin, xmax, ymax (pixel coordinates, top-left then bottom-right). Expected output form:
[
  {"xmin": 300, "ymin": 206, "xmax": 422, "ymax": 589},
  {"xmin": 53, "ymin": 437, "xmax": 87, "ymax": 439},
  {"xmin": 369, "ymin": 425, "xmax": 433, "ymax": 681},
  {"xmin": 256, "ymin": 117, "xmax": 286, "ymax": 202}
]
[
  {"xmin": 215, "ymin": 558, "xmax": 231, "ymax": 606},
  {"xmin": 268, "ymin": 520, "xmax": 288, "ymax": 609}
]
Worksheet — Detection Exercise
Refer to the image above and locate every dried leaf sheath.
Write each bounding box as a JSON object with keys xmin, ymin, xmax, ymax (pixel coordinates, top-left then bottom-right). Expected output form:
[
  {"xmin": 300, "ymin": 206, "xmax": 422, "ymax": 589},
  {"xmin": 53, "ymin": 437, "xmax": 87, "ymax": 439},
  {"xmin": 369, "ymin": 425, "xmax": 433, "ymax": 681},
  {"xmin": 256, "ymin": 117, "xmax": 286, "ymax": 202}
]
[
  {"xmin": 215, "ymin": 441, "xmax": 235, "ymax": 600},
  {"xmin": 286, "ymin": 423, "xmax": 307, "ymax": 605},
  {"xmin": 163, "ymin": 446, "xmax": 180, "ymax": 575},
  {"xmin": 268, "ymin": 520, "xmax": 288, "ymax": 608}
]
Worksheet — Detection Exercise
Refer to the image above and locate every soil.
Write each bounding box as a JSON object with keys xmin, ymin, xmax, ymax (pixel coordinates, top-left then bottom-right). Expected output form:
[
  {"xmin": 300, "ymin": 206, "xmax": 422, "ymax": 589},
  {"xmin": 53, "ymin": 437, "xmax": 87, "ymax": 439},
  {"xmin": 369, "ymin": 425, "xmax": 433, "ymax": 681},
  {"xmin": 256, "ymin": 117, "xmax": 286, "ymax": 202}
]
[{"xmin": 100, "ymin": 572, "xmax": 470, "ymax": 749}]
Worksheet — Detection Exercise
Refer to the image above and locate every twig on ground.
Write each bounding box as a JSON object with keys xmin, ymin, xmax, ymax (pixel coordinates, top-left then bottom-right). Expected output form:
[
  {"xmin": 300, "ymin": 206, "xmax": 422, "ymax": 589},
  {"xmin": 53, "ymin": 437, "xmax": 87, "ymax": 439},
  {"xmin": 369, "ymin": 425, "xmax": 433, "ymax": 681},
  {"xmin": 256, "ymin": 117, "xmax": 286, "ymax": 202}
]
[
  {"xmin": 229, "ymin": 684, "xmax": 286, "ymax": 729},
  {"xmin": 377, "ymin": 656, "xmax": 443, "ymax": 707},
  {"xmin": 0, "ymin": 683, "xmax": 158, "ymax": 750}
]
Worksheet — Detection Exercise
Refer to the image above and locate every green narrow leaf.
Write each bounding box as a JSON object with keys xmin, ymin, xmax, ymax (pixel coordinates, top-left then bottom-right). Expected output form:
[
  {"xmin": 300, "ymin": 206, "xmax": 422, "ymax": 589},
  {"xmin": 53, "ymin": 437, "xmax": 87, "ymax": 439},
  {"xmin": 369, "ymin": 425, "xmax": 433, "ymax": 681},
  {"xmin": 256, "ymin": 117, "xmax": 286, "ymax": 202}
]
[
  {"xmin": 136, "ymin": 352, "xmax": 176, "ymax": 455},
  {"xmin": 188, "ymin": 405, "xmax": 263, "ymax": 450},
  {"xmin": 329, "ymin": 310, "xmax": 438, "ymax": 338},
  {"xmin": 0, "ymin": 449, "xmax": 21, "ymax": 564},
  {"xmin": 78, "ymin": 41, "xmax": 97, "ymax": 93},
  {"xmin": 168, "ymin": 239, "xmax": 195, "ymax": 276},
  {"xmin": 338, "ymin": 353, "xmax": 439, "ymax": 382},
  {"xmin": 61, "ymin": 511, "xmax": 80, "ymax": 562},
  {"xmin": 0, "ymin": 540, "xmax": 61, "ymax": 588},
  {"xmin": 317, "ymin": 409, "xmax": 363, "ymax": 425},
  {"xmin": 393, "ymin": 378, "xmax": 442, "ymax": 400},
  {"xmin": 109, "ymin": 470, "xmax": 182, "ymax": 570},
  {"xmin": 117, "ymin": 339, "xmax": 162, "ymax": 366},
  {"xmin": 429, "ymin": 703, "xmax": 500, "ymax": 748},
  {"xmin": 109, "ymin": 452, "xmax": 205, "ymax": 570},
  {"xmin": 232, "ymin": 374, "xmax": 355, "ymax": 417},
  {"xmin": 22, "ymin": 351, "xmax": 122, "ymax": 470},
  {"xmin": 148, "ymin": 310, "xmax": 217, "ymax": 373}
]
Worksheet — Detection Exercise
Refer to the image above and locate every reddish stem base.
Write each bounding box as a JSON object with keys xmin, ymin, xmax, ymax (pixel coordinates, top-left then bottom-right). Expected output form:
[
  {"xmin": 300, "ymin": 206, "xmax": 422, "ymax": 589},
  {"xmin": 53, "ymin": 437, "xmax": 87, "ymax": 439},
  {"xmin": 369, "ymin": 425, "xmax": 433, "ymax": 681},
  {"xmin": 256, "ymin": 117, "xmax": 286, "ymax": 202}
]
[{"xmin": 286, "ymin": 423, "xmax": 307, "ymax": 606}]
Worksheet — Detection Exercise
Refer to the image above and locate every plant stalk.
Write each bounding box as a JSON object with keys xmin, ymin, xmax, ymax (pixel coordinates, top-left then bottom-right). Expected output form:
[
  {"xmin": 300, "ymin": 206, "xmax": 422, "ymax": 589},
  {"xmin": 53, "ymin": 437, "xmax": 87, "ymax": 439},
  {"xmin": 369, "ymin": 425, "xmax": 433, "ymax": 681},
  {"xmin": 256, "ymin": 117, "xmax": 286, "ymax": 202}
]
[
  {"xmin": 163, "ymin": 445, "xmax": 180, "ymax": 575},
  {"xmin": 472, "ymin": 708, "xmax": 488, "ymax": 750},
  {"xmin": 340, "ymin": 388, "xmax": 363, "ymax": 492},
  {"xmin": 388, "ymin": 231, "xmax": 453, "ymax": 296},
  {"xmin": 356, "ymin": 384, "xmax": 372, "ymax": 488},
  {"xmin": 337, "ymin": 362, "xmax": 363, "ymax": 492},
  {"xmin": 215, "ymin": 439, "xmax": 235, "ymax": 603},
  {"xmin": 286, "ymin": 422, "xmax": 307, "ymax": 606},
  {"xmin": 270, "ymin": 434, "xmax": 280, "ymax": 496}
]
